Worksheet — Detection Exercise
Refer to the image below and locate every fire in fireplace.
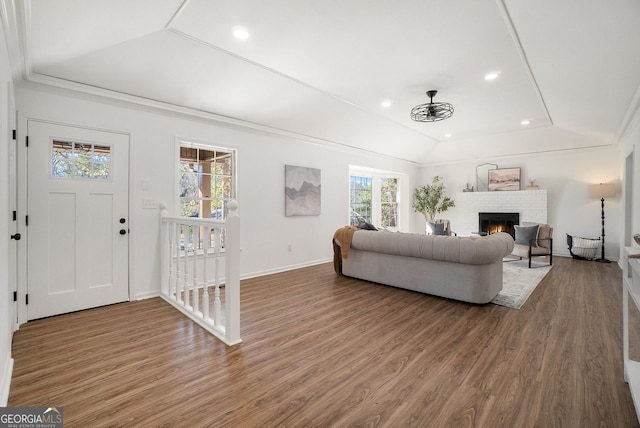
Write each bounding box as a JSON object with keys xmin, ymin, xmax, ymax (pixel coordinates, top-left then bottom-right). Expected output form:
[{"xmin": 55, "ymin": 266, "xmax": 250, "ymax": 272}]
[{"xmin": 478, "ymin": 212, "xmax": 519, "ymax": 238}]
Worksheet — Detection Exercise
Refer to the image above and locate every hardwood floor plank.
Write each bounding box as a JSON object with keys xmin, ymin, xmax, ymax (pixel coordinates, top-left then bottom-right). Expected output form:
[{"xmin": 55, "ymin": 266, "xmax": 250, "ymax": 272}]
[{"xmin": 8, "ymin": 258, "xmax": 638, "ymax": 427}]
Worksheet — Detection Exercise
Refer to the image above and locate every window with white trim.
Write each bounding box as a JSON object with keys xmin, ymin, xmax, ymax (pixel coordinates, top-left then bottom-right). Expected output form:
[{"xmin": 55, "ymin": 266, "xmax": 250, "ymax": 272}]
[
  {"xmin": 178, "ymin": 141, "xmax": 236, "ymax": 220},
  {"xmin": 349, "ymin": 167, "xmax": 401, "ymax": 230}
]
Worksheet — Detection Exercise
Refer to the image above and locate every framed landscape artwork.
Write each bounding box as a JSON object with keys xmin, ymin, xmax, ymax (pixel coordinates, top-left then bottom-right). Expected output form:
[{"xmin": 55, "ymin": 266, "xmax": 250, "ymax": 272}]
[
  {"xmin": 488, "ymin": 167, "xmax": 521, "ymax": 191},
  {"xmin": 285, "ymin": 165, "xmax": 321, "ymax": 216}
]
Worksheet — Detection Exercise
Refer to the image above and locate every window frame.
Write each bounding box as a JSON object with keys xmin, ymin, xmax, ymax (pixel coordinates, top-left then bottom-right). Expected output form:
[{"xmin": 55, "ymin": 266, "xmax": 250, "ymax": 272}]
[
  {"xmin": 349, "ymin": 166, "xmax": 403, "ymax": 231},
  {"xmin": 175, "ymin": 138, "xmax": 237, "ymax": 220}
]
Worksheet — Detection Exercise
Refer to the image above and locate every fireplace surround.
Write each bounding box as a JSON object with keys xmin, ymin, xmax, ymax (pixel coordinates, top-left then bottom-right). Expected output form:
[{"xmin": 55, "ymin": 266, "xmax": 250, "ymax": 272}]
[{"xmin": 448, "ymin": 190, "xmax": 547, "ymax": 237}]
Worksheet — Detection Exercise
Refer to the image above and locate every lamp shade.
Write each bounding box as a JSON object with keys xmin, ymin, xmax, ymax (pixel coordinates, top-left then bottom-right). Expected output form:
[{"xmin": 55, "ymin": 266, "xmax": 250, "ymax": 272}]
[{"xmin": 588, "ymin": 183, "xmax": 617, "ymax": 199}]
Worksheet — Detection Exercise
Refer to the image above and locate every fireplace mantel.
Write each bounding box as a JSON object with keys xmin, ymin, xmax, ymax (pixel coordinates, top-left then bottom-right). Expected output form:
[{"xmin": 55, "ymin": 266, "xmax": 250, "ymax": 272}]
[{"xmin": 448, "ymin": 190, "xmax": 547, "ymax": 236}]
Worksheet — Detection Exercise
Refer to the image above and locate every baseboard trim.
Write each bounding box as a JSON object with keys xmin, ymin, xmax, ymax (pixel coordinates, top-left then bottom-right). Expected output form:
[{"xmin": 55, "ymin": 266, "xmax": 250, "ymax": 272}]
[
  {"xmin": 134, "ymin": 290, "xmax": 161, "ymax": 301},
  {"xmin": 241, "ymin": 258, "xmax": 332, "ymax": 280},
  {"xmin": 0, "ymin": 354, "xmax": 14, "ymax": 406},
  {"xmin": 135, "ymin": 259, "xmax": 332, "ymax": 299}
]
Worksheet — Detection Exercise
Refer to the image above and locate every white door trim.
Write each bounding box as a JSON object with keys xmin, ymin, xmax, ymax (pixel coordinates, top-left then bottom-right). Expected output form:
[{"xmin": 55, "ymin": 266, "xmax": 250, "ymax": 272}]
[
  {"xmin": 7, "ymin": 82, "xmax": 17, "ymax": 332},
  {"xmin": 16, "ymin": 115, "xmax": 133, "ymax": 325}
]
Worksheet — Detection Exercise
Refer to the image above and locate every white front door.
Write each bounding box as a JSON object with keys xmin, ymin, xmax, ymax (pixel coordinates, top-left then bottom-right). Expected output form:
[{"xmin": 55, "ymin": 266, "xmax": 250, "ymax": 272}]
[{"xmin": 27, "ymin": 121, "xmax": 129, "ymax": 320}]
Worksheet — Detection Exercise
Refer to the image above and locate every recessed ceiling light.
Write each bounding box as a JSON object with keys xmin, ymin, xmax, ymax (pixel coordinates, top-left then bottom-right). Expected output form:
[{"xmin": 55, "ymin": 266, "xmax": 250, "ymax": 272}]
[
  {"xmin": 521, "ymin": 120, "xmax": 531, "ymax": 125},
  {"xmin": 233, "ymin": 26, "xmax": 250, "ymax": 40},
  {"xmin": 381, "ymin": 100, "xmax": 392, "ymax": 108},
  {"xmin": 484, "ymin": 72, "xmax": 499, "ymax": 81},
  {"xmin": 444, "ymin": 133, "xmax": 452, "ymax": 138}
]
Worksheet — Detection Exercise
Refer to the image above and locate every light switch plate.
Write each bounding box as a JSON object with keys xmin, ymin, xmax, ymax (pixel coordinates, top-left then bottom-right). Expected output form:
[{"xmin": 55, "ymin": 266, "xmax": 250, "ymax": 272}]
[{"xmin": 142, "ymin": 199, "xmax": 158, "ymax": 209}]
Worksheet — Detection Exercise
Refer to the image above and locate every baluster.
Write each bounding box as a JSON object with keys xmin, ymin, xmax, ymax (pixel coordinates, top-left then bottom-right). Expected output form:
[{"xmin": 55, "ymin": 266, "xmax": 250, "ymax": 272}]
[
  {"xmin": 202, "ymin": 225, "xmax": 210, "ymax": 320},
  {"xmin": 175, "ymin": 222, "xmax": 183, "ymax": 304},
  {"xmin": 214, "ymin": 226, "xmax": 222, "ymax": 327},
  {"xmin": 192, "ymin": 225, "xmax": 199, "ymax": 315},
  {"xmin": 168, "ymin": 222, "xmax": 176, "ymax": 299},
  {"xmin": 184, "ymin": 223, "xmax": 191, "ymax": 308}
]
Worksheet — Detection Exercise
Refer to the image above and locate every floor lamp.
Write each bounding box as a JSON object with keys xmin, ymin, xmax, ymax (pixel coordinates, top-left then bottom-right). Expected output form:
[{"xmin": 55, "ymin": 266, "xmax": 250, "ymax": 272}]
[{"xmin": 588, "ymin": 183, "xmax": 617, "ymax": 263}]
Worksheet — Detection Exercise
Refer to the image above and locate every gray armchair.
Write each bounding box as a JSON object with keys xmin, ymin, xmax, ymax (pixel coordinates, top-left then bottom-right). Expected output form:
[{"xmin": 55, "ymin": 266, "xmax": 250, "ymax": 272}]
[{"xmin": 510, "ymin": 221, "xmax": 553, "ymax": 268}]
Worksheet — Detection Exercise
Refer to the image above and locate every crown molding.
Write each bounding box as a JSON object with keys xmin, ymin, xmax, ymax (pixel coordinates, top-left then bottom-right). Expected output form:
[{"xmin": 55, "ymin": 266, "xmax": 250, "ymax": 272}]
[
  {"xmin": 0, "ymin": 0, "xmax": 26, "ymax": 83},
  {"xmin": 20, "ymin": 74, "xmax": 423, "ymax": 166}
]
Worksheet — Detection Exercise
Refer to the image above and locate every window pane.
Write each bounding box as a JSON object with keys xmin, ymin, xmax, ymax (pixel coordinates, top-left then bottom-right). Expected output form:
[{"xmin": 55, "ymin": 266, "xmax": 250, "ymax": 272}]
[
  {"xmin": 219, "ymin": 156, "xmax": 232, "ymax": 175},
  {"xmin": 179, "ymin": 165, "xmax": 200, "ymax": 198},
  {"xmin": 180, "ymin": 198, "xmax": 200, "ymax": 217},
  {"xmin": 92, "ymin": 145, "xmax": 111, "ymax": 179},
  {"xmin": 92, "ymin": 162, "xmax": 110, "ymax": 179},
  {"xmin": 381, "ymin": 177, "xmax": 398, "ymax": 228},
  {"xmin": 209, "ymin": 200, "xmax": 224, "ymax": 219},
  {"xmin": 222, "ymin": 176, "xmax": 232, "ymax": 198},
  {"xmin": 213, "ymin": 177, "xmax": 223, "ymax": 199},
  {"xmin": 199, "ymin": 173, "xmax": 212, "ymax": 198},
  {"xmin": 52, "ymin": 141, "xmax": 73, "ymax": 177},
  {"xmin": 74, "ymin": 143, "xmax": 92, "ymax": 178},
  {"xmin": 349, "ymin": 175, "xmax": 372, "ymax": 225},
  {"xmin": 198, "ymin": 148, "xmax": 215, "ymax": 162}
]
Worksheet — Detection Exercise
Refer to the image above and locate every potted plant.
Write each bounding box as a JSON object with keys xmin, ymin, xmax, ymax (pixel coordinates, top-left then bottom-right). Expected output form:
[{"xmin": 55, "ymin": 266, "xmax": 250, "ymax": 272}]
[{"xmin": 412, "ymin": 176, "xmax": 455, "ymax": 229}]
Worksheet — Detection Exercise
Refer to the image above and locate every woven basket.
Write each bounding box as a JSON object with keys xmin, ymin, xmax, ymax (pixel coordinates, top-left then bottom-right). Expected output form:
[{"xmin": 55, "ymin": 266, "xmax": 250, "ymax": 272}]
[{"xmin": 566, "ymin": 234, "xmax": 600, "ymax": 260}]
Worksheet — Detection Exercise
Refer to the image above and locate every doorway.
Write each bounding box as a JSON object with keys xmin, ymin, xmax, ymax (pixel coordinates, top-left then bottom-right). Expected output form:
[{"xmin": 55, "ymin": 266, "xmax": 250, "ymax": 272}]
[
  {"xmin": 625, "ymin": 151, "xmax": 634, "ymax": 247},
  {"xmin": 26, "ymin": 120, "xmax": 130, "ymax": 320}
]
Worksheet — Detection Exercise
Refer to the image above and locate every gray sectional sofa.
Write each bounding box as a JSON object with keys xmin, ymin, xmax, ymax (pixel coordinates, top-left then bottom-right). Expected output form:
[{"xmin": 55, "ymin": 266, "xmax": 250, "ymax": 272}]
[{"xmin": 333, "ymin": 229, "xmax": 514, "ymax": 304}]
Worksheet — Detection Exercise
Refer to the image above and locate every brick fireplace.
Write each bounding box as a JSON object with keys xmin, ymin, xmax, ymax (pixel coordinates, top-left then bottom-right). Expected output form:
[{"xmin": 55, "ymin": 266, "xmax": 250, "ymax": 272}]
[{"xmin": 447, "ymin": 189, "xmax": 547, "ymax": 237}]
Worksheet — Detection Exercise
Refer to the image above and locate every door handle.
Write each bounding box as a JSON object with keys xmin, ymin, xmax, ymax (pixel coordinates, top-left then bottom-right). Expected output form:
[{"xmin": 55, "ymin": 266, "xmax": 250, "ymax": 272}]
[
  {"xmin": 119, "ymin": 229, "xmax": 127, "ymax": 235},
  {"xmin": 10, "ymin": 233, "xmax": 21, "ymax": 240}
]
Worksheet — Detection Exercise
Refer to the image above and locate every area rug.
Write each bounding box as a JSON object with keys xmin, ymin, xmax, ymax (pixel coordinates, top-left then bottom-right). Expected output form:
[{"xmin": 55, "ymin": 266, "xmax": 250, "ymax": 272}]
[{"xmin": 491, "ymin": 260, "xmax": 553, "ymax": 309}]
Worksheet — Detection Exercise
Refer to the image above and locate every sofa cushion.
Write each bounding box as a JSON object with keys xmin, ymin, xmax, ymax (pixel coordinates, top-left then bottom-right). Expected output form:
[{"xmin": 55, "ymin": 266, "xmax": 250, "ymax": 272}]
[
  {"xmin": 511, "ymin": 243, "xmax": 551, "ymax": 258},
  {"xmin": 342, "ymin": 230, "xmax": 514, "ymax": 265},
  {"xmin": 515, "ymin": 225, "xmax": 539, "ymax": 247}
]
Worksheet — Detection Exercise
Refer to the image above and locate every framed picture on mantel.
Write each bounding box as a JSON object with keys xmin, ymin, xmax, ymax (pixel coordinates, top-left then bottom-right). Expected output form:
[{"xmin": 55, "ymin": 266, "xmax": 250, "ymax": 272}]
[{"xmin": 488, "ymin": 167, "xmax": 521, "ymax": 191}]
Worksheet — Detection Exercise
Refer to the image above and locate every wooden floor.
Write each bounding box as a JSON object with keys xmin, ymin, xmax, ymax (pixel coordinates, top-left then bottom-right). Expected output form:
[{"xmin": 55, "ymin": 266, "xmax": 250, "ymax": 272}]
[{"xmin": 9, "ymin": 257, "xmax": 639, "ymax": 427}]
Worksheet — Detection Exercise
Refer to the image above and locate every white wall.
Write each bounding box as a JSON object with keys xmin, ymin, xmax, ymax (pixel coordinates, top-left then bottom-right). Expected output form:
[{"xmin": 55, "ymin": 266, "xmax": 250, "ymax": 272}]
[
  {"xmin": 16, "ymin": 83, "xmax": 421, "ymax": 299},
  {"xmin": 421, "ymin": 147, "xmax": 622, "ymax": 259},
  {"xmin": 0, "ymin": 21, "xmax": 14, "ymax": 405}
]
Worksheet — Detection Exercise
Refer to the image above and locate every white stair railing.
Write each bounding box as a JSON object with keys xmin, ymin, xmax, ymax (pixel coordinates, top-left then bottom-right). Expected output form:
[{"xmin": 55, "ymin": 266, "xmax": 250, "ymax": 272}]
[{"xmin": 159, "ymin": 200, "xmax": 241, "ymax": 346}]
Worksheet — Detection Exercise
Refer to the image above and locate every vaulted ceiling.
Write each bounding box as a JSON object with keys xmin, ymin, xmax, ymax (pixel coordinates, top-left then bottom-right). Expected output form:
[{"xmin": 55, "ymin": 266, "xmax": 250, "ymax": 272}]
[{"xmin": 4, "ymin": 0, "xmax": 640, "ymax": 164}]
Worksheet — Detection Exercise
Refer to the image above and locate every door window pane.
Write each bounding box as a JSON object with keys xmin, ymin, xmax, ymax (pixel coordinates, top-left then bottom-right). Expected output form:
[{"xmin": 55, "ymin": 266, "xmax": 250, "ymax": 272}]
[
  {"xmin": 51, "ymin": 140, "xmax": 111, "ymax": 180},
  {"xmin": 52, "ymin": 141, "xmax": 73, "ymax": 177}
]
